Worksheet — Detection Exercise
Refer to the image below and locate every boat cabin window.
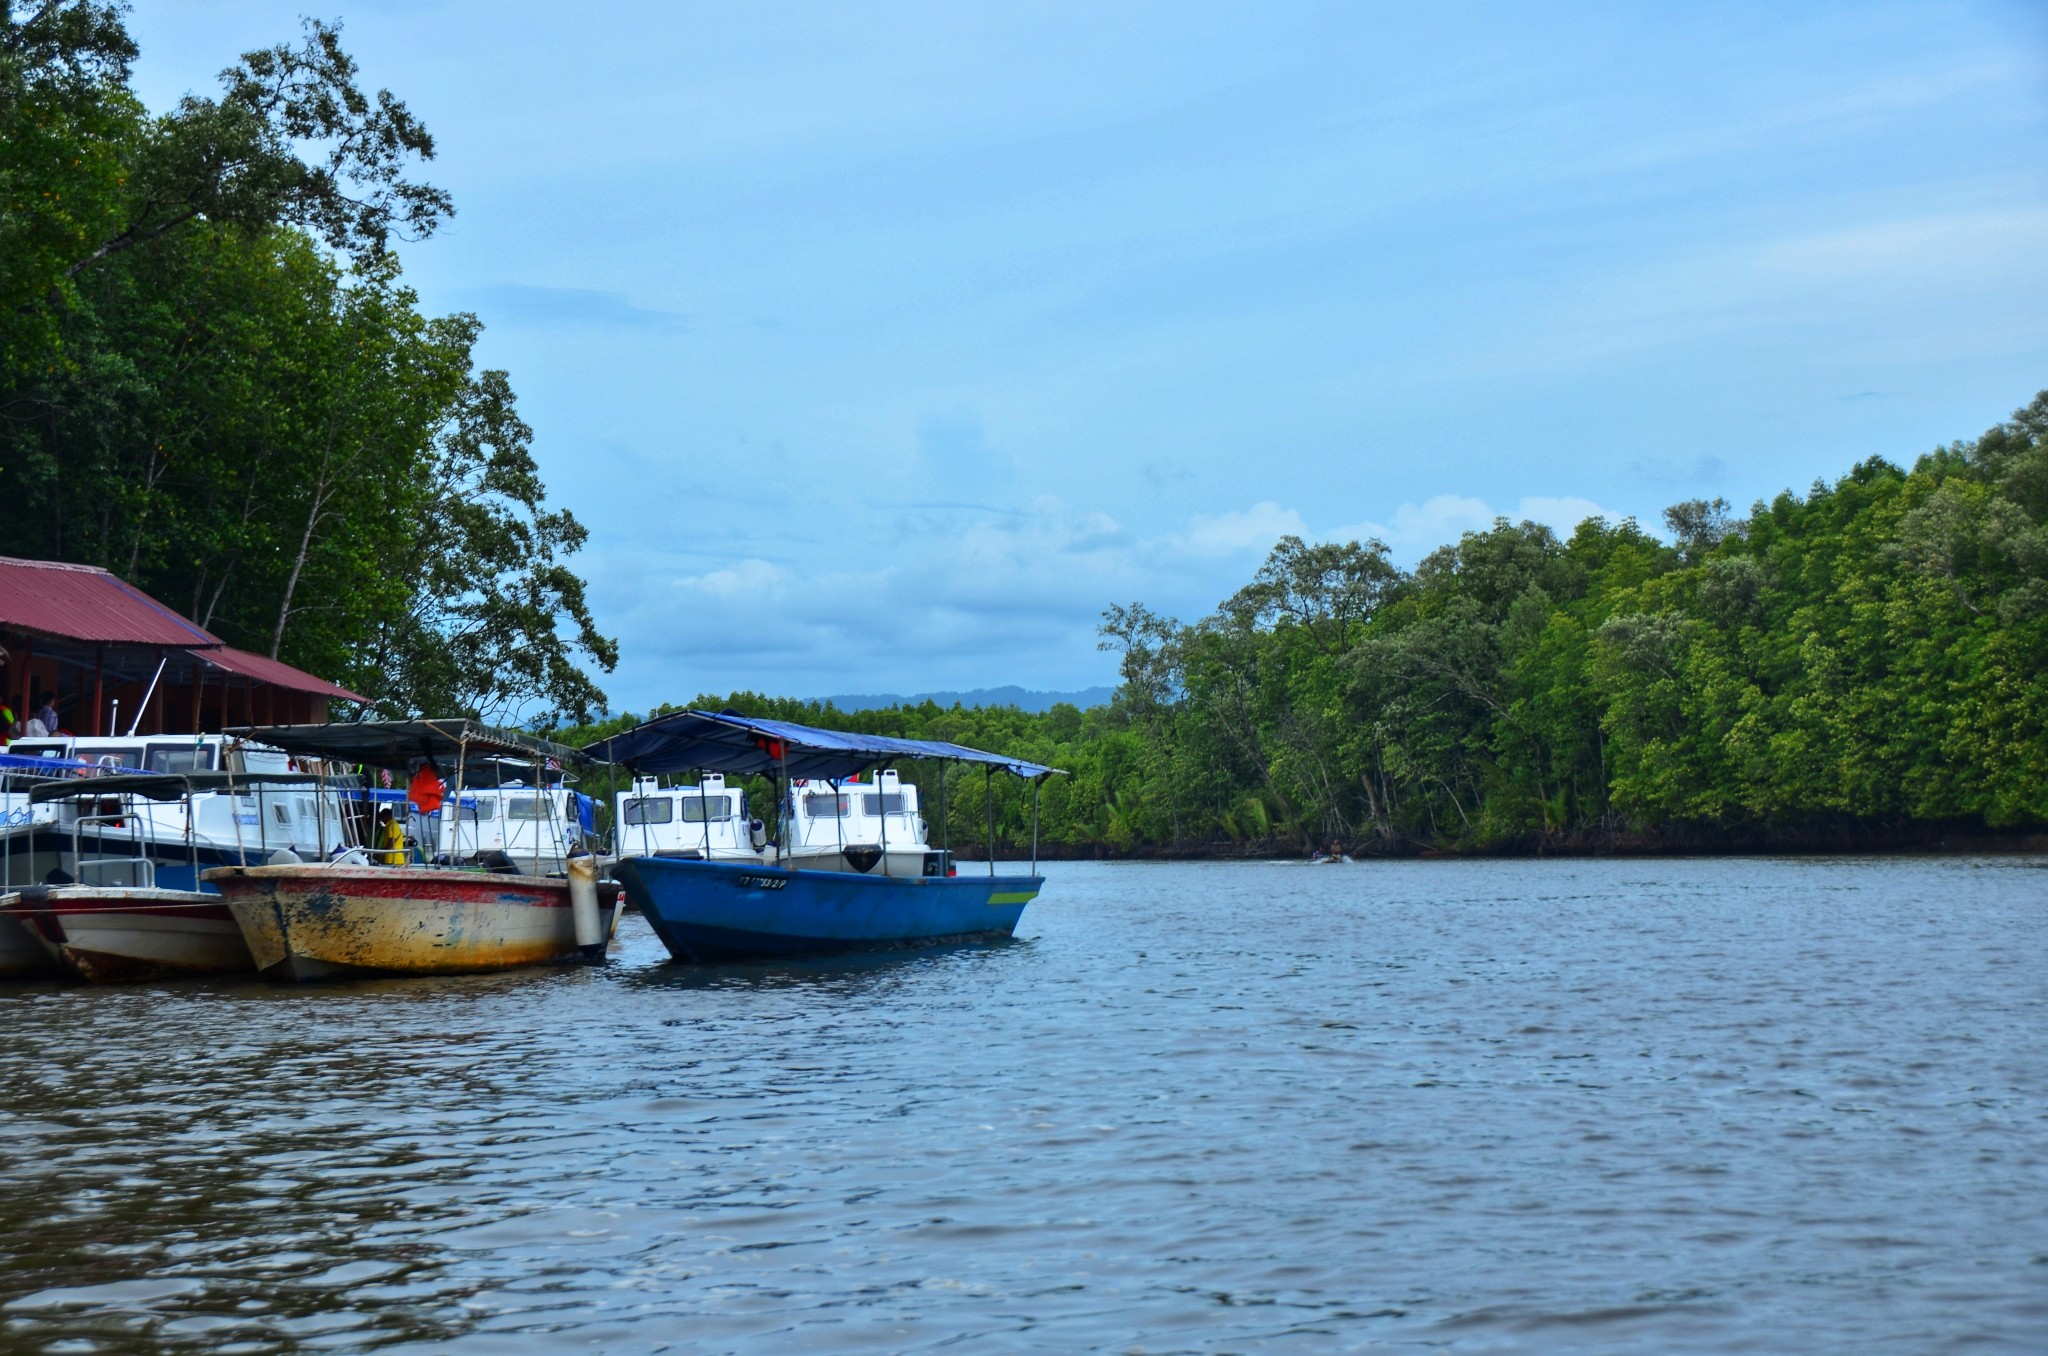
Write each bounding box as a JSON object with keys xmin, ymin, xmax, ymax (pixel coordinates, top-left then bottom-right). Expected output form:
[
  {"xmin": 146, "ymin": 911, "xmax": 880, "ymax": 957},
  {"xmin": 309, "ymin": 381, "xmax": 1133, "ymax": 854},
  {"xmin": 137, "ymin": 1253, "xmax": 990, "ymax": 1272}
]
[
  {"xmin": 85, "ymin": 746, "xmax": 144, "ymax": 770},
  {"xmin": 861, "ymin": 792, "xmax": 906, "ymax": 817},
  {"xmin": 146, "ymin": 742, "xmax": 216, "ymax": 773},
  {"xmin": 8, "ymin": 743, "xmax": 68, "ymax": 761},
  {"xmin": 680, "ymin": 793, "xmax": 732, "ymax": 823},
  {"xmin": 803, "ymin": 792, "xmax": 850, "ymax": 818},
  {"xmin": 622, "ymin": 797, "xmax": 673, "ymax": 825},
  {"xmin": 505, "ymin": 796, "xmax": 544, "ymax": 821}
]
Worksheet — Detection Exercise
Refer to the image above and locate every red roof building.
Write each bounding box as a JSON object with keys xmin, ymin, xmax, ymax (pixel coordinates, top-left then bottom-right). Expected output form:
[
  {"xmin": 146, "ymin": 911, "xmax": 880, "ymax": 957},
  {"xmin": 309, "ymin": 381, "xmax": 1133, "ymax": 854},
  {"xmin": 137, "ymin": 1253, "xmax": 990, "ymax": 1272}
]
[{"xmin": 0, "ymin": 556, "xmax": 367, "ymax": 735}]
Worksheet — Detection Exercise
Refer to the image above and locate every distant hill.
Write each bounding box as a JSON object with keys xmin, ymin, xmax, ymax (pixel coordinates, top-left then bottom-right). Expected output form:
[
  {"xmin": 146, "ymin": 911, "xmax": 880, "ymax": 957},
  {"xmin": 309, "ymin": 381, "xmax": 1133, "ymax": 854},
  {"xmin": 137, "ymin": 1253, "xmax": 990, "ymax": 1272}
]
[{"xmin": 819, "ymin": 685, "xmax": 1115, "ymax": 713}]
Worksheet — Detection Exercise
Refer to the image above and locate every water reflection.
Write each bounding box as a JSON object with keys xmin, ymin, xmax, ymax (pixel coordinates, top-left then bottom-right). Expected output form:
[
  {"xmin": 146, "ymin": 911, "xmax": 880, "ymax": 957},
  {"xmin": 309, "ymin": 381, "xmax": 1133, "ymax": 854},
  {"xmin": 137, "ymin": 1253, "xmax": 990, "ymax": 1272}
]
[{"xmin": 3, "ymin": 858, "xmax": 2046, "ymax": 1352}]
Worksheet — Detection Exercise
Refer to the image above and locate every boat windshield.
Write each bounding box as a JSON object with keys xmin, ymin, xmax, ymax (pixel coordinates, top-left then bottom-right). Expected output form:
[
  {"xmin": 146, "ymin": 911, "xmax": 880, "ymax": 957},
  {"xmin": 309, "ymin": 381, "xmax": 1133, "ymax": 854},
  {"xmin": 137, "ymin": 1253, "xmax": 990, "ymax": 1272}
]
[
  {"xmin": 861, "ymin": 793, "xmax": 906, "ymax": 816},
  {"xmin": 803, "ymin": 792, "xmax": 850, "ymax": 818},
  {"xmin": 680, "ymin": 794, "xmax": 732, "ymax": 823},
  {"xmin": 622, "ymin": 796, "xmax": 672, "ymax": 825}
]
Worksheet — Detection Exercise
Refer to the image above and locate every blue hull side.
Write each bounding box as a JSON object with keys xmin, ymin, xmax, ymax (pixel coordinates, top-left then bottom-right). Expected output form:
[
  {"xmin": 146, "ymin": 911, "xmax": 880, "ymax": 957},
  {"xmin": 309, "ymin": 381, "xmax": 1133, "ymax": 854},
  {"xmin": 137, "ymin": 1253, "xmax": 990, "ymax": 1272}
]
[{"xmin": 615, "ymin": 856, "xmax": 1042, "ymax": 961}]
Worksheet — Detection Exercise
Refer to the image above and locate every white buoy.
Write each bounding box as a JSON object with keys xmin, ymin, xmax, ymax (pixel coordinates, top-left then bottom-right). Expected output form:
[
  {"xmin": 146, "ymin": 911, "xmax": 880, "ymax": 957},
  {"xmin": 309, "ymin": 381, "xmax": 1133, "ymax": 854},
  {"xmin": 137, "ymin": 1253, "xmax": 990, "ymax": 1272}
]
[{"xmin": 568, "ymin": 851, "xmax": 603, "ymax": 955}]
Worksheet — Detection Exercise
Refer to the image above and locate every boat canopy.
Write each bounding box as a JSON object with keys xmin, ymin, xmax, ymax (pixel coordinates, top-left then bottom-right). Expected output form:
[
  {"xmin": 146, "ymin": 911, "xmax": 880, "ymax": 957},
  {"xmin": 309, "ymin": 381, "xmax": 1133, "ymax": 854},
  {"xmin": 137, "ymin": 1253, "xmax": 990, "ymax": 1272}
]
[
  {"xmin": 226, "ymin": 719, "xmax": 585, "ymax": 770},
  {"xmin": 27, "ymin": 771, "xmax": 327, "ymax": 803},
  {"xmin": 582, "ymin": 709, "xmax": 1060, "ymax": 781}
]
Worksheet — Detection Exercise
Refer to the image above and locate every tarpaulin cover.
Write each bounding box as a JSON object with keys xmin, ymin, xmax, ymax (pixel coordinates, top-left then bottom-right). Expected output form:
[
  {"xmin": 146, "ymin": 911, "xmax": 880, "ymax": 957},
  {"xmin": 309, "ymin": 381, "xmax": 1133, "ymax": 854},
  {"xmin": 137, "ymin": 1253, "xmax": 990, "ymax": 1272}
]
[
  {"xmin": 581, "ymin": 709, "xmax": 1059, "ymax": 780},
  {"xmin": 227, "ymin": 720, "xmax": 585, "ymax": 769}
]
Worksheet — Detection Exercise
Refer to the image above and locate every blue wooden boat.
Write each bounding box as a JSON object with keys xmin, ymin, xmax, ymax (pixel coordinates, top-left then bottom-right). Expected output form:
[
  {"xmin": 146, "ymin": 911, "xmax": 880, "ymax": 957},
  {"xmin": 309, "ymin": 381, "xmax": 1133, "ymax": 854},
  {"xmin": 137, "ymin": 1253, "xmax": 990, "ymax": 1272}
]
[
  {"xmin": 614, "ymin": 856, "xmax": 1040, "ymax": 961},
  {"xmin": 585, "ymin": 710, "xmax": 1059, "ymax": 962}
]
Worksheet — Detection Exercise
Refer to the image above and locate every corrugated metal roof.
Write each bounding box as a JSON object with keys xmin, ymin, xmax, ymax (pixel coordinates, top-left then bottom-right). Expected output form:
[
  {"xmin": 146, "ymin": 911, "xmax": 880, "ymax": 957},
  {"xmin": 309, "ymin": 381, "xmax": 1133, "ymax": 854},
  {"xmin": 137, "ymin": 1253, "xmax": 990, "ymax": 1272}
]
[
  {"xmin": 191, "ymin": 646, "xmax": 369, "ymax": 704},
  {"xmin": 0, "ymin": 555, "xmax": 221, "ymax": 647}
]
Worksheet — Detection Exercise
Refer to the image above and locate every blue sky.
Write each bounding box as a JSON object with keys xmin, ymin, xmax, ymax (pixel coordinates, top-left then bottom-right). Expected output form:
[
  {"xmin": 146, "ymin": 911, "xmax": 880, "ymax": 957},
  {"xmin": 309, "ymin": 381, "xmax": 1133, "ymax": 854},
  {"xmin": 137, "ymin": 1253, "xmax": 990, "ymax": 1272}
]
[{"xmin": 128, "ymin": 2, "xmax": 2048, "ymax": 711}]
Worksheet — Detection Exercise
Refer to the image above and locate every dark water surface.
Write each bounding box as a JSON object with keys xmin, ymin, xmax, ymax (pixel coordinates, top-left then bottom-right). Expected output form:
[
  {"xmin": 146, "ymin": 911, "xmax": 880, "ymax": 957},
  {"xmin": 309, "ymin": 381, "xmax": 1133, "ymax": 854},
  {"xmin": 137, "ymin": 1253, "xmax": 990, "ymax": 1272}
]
[{"xmin": 2, "ymin": 858, "xmax": 2046, "ymax": 1353}]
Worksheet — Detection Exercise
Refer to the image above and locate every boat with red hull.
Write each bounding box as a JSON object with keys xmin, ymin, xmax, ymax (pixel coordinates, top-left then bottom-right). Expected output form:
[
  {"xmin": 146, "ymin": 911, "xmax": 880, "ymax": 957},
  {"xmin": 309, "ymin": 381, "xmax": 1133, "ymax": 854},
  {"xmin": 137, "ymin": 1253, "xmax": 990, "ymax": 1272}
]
[
  {"xmin": 205, "ymin": 862, "xmax": 587, "ymax": 982},
  {"xmin": 1, "ymin": 886, "xmax": 251, "ymax": 982}
]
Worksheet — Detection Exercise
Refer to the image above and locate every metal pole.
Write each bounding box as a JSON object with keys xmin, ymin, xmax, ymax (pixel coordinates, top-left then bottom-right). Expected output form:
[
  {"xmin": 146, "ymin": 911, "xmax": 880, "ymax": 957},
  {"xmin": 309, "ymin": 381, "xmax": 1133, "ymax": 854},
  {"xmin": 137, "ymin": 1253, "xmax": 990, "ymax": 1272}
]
[
  {"xmin": 776, "ymin": 749, "xmax": 789, "ymax": 868},
  {"xmin": 877, "ymin": 767, "xmax": 888, "ymax": 875},
  {"xmin": 831, "ymin": 775, "xmax": 844, "ymax": 868},
  {"xmin": 984, "ymin": 765, "xmax": 995, "ymax": 878},
  {"xmin": 699, "ymin": 768, "xmax": 711, "ymax": 859},
  {"xmin": 451, "ymin": 735, "xmax": 469, "ymax": 865},
  {"xmin": 1031, "ymin": 775, "xmax": 1041, "ymax": 875}
]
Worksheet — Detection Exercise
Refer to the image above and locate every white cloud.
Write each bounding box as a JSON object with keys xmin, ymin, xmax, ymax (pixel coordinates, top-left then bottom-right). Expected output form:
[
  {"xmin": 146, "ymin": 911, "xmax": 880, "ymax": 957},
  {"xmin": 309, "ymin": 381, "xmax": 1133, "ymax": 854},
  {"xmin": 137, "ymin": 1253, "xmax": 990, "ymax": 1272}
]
[
  {"xmin": 1334, "ymin": 493, "xmax": 1623, "ymax": 561},
  {"xmin": 588, "ymin": 488, "xmax": 1628, "ymax": 709},
  {"xmin": 1177, "ymin": 501, "xmax": 1310, "ymax": 556}
]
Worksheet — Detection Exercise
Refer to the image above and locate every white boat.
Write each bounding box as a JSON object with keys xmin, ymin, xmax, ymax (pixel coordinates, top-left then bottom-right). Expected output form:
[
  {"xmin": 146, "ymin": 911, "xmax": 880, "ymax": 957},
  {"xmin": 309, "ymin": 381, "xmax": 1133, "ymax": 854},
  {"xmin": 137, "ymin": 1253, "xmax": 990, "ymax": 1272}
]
[
  {"xmin": 438, "ymin": 780, "xmax": 585, "ymax": 874},
  {"xmin": 783, "ymin": 769, "xmax": 934, "ymax": 877},
  {"xmin": 2, "ymin": 734, "xmax": 345, "ymax": 890},
  {"xmin": 0, "ymin": 771, "xmax": 325, "ymax": 982},
  {"xmin": 613, "ymin": 773, "xmax": 767, "ymax": 862},
  {"xmin": 1, "ymin": 886, "xmax": 250, "ymax": 982}
]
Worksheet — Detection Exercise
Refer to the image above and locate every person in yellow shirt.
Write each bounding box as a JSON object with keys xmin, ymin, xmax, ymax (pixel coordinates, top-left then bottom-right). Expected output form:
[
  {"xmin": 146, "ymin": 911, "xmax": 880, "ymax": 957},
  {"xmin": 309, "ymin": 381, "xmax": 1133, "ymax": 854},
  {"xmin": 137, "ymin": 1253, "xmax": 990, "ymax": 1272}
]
[{"xmin": 374, "ymin": 807, "xmax": 406, "ymax": 865}]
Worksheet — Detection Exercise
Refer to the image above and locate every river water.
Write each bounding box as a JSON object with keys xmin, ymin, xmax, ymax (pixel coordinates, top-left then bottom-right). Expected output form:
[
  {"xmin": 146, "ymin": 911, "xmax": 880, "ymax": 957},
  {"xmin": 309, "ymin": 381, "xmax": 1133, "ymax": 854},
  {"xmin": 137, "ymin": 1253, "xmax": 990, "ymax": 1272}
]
[{"xmin": 1, "ymin": 857, "xmax": 2044, "ymax": 1353}]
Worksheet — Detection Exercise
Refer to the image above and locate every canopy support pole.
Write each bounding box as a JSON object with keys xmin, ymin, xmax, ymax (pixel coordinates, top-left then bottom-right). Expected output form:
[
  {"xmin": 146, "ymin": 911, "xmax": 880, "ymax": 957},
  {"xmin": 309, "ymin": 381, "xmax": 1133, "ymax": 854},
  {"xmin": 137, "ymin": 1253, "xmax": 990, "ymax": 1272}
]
[
  {"xmin": 1031, "ymin": 776, "xmax": 1041, "ymax": 875},
  {"xmin": 984, "ymin": 765, "xmax": 995, "ymax": 878},
  {"xmin": 700, "ymin": 768, "xmax": 712, "ymax": 860},
  {"xmin": 776, "ymin": 748, "xmax": 789, "ymax": 869},
  {"xmin": 451, "ymin": 735, "xmax": 469, "ymax": 867}
]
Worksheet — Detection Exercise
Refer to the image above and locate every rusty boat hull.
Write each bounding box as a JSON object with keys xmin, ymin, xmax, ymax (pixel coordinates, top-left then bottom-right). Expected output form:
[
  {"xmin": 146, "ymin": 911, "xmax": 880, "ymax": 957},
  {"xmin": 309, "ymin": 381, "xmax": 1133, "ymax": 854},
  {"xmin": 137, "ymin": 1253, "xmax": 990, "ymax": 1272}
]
[
  {"xmin": 0, "ymin": 902, "xmax": 63, "ymax": 979},
  {"xmin": 204, "ymin": 864, "xmax": 588, "ymax": 982},
  {"xmin": 0, "ymin": 886, "xmax": 252, "ymax": 983}
]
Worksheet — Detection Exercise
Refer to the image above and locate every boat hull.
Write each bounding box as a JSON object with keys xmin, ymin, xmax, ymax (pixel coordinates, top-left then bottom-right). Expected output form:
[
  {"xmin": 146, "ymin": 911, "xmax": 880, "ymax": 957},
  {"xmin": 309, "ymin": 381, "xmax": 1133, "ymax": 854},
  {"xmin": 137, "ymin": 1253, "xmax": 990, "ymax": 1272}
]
[
  {"xmin": 615, "ymin": 856, "xmax": 1041, "ymax": 961},
  {"xmin": 0, "ymin": 887, "xmax": 251, "ymax": 983},
  {"xmin": 204, "ymin": 864, "xmax": 587, "ymax": 982},
  {"xmin": 0, "ymin": 904, "xmax": 62, "ymax": 979}
]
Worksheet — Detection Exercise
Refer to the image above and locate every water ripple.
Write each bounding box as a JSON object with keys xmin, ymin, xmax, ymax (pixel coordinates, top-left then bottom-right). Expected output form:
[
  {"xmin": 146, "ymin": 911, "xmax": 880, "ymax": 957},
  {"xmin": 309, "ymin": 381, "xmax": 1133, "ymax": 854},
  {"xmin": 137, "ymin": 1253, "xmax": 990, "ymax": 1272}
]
[{"xmin": 2, "ymin": 857, "xmax": 2046, "ymax": 1352}]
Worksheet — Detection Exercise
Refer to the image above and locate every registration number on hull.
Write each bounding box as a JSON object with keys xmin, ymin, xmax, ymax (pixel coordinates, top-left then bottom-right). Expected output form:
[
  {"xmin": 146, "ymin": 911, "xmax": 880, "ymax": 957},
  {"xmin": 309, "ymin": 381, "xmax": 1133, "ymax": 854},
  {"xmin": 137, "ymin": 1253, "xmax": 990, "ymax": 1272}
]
[{"xmin": 734, "ymin": 875, "xmax": 787, "ymax": 890}]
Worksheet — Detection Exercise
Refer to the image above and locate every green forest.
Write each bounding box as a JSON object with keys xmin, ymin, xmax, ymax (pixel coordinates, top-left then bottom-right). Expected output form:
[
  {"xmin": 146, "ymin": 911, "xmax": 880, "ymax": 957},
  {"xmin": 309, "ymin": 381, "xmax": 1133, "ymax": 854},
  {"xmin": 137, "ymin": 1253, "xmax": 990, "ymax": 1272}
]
[
  {"xmin": 568, "ymin": 393, "xmax": 2048, "ymax": 857},
  {"xmin": 8, "ymin": 9, "xmax": 2044, "ymax": 857},
  {"xmin": 1, "ymin": 4, "xmax": 615, "ymax": 723}
]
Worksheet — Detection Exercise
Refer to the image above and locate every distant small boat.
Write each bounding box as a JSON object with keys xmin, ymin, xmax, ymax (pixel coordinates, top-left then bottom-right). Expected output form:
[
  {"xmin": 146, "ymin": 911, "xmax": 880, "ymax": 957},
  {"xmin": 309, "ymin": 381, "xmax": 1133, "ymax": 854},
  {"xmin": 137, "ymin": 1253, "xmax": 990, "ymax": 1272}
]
[{"xmin": 587, "ymin": 709, "xmax": 1058, "ymax": 961}]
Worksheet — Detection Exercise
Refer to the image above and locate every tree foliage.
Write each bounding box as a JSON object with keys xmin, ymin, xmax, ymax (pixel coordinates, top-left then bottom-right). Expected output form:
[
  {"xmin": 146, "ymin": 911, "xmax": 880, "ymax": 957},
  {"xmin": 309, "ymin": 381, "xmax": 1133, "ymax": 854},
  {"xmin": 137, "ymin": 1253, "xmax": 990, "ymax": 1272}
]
[
  {"xmin": 0, "ymin": 2, "xmax": 613, "ymax": 723},
  {"xmin": 570, "ymin": 393, "xmax": 2048, "ymax": 855}
]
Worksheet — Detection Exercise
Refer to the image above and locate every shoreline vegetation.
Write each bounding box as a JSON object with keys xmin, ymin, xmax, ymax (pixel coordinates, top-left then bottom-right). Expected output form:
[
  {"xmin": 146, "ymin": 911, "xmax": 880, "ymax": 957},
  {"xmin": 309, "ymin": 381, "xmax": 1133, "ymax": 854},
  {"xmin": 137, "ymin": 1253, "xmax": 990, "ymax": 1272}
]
[
  {"xmin": 1, "ymin": 10, "xmax": 616, "ymax": 725},
  {"xmin": 568, "ymin": 394, "xmax": 2048, "ymax": 862},
  {"xmin": 6, "ymin": 11, "xmax": 2042, "ymax": 862}
]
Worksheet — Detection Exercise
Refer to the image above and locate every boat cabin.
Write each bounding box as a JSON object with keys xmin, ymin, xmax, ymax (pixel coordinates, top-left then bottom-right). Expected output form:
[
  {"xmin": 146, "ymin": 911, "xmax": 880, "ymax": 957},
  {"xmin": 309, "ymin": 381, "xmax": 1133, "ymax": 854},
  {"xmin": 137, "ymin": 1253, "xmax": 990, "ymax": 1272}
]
[
  {"xmin": 614, "ymin": 773, "xmax": 764, "ymax": 860},
  {"xmin": 439, "ymin": 784, "xmax": 583, "ymax": 873}
]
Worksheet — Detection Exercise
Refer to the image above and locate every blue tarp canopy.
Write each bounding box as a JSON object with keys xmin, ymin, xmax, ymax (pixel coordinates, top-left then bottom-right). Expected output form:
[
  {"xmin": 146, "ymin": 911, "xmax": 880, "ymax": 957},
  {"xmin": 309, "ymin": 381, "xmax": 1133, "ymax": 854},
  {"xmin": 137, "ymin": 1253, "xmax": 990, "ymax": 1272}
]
[{"xmin": 582, "ymin": 710, "xmax": 1059, "ymax": 780}]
